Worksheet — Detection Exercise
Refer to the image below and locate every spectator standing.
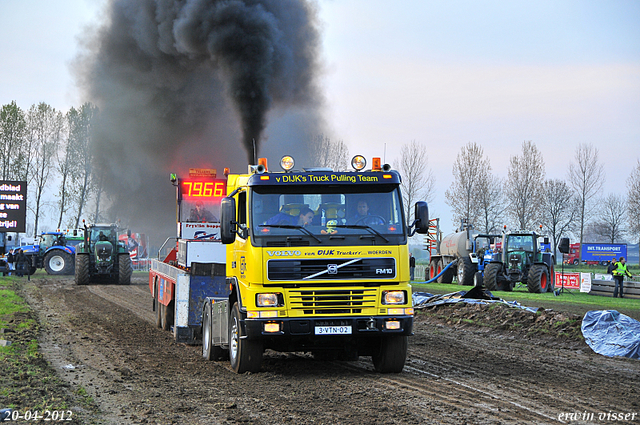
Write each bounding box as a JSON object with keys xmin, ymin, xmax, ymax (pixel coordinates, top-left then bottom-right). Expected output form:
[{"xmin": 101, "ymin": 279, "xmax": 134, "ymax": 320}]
[
  {"xmin": 409, "ymin": 253, "xmax": 416, "ymax": 281},
  {"xmin": 15, "ymin": 249, "xmax": 28, "ymax": 277},
  {"xmin": 612, "ymin": 256, "xmax": 632, "ymax": 298}
]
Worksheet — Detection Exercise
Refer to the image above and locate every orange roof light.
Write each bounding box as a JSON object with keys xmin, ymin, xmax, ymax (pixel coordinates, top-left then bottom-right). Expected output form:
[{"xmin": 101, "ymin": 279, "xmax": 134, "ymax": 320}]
[
  {"xmin": 258, "ymin": 157, "xmax": 268, "ymax": 172},
  {"xmin": 372, "ymin": 157, "xmax": 381, "ymax": 171},
  {"xmin": 223, "ymin": 167, "xmax": 230, "ymax": 177}
]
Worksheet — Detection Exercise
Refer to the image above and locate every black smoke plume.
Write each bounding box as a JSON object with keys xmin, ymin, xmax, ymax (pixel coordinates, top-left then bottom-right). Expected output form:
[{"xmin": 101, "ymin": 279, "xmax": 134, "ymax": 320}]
[{"xmin": 74, "ymin": 0, "xmax": 323, "ymax": 244}]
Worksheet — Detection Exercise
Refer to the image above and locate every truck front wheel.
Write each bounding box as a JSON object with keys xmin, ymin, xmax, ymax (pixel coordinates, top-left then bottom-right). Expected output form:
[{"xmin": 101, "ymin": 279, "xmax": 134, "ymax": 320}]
[
  {"xmin": 44, "ymin": 251, "xmax": 74, "ymax": 275},
  {"xmin": 75, "ymin": 254, "xmax": 90, "ymax": 285},
  {"xmin": 372, "ymin": 335, "xmax": 408, "ymax": 373},
  {"xmin": 229, "ymin": 303, "xmax": 263, "ymax": 373}
]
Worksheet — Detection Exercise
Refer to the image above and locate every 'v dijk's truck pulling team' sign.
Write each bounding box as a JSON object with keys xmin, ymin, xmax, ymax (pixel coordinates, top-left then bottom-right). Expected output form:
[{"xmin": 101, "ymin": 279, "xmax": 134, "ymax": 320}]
[{"xmin": 0, "ymin": 181, "xmax": 27, "ymax": 233}]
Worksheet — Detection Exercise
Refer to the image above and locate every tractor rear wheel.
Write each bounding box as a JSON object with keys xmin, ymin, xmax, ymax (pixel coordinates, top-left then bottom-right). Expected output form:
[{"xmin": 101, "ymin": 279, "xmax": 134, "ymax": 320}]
[
  {"xmin": 75, "ymin": 254, "xmax": 90, "ymax": 285},
  {"xmin": 456, "ymin": 256, "xmax": 475, "ymax": 286},
  {"xmin": 44, "ymin": 250, "xmax": 74, "ymax": 275},
  {"xmin": 484, "ymin": 263, "xmax": 501, "ymax": 291},
  {"xmin": 372, "ymin": 335, "xmax": 408, "ymax": 373},
  {"xmin": 527, "ymin": 264, "xmax": 549, "ymax": 293},
  {"xmin": 118, "ymin": 254, "xmax": 132, "ymax": 285}
]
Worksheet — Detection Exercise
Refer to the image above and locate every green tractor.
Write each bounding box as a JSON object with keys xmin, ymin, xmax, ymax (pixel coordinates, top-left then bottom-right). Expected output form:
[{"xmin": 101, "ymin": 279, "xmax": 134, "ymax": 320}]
[
  {"xmin": 483, "ymin": 230, "xmax": 555, "ymax": 293},
  {"xmin": 74, "ymin": 223, "xmax": 132, "ymax": 285}
]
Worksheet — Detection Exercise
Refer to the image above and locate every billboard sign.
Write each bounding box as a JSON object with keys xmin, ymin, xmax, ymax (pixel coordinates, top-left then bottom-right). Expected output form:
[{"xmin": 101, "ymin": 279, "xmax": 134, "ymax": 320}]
[{"xmin": 0, "ymin": 181, "xmax": 27, "ymax": 233}]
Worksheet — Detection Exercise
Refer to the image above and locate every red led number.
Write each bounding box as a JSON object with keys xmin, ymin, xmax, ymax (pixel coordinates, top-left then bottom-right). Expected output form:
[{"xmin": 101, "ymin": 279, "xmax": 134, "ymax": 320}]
[{"xmin": 182, "ymin": 181, "xmax": 225, "ymax": 197}]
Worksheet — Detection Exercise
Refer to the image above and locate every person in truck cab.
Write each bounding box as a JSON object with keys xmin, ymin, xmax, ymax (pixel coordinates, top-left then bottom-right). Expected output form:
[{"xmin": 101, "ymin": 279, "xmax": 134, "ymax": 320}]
[
  {"xmin": 189, "ymin": 200, "xmax": 217, "ymax": 222},
  {"xmin": 350, "ymin": 199, "xmax": 384, "ymax": 225},
  {"xmin": 266, "ymin": 206, "xmax": 314, "ymax": 226}
]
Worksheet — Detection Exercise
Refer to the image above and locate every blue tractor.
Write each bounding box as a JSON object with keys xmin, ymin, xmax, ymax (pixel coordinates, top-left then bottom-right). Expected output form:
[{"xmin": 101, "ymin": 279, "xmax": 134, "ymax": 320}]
[
  {"xmin": 20, "ymin": 231, "xmax": 81, "ymax": 275},
  {"xmin": 470, "ymin": 233, "xmax": 501, "ymax": 287}
]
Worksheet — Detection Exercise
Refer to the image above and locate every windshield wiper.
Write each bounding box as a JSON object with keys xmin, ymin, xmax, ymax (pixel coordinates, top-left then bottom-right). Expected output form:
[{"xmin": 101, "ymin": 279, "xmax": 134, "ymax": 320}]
[
  {"xmin": 258, "ymin": 224, "xmax": 322, "ymax": 243},
  {"xmin": 334, "ymin": 224, "xmax": 389, "ymax": 243}
]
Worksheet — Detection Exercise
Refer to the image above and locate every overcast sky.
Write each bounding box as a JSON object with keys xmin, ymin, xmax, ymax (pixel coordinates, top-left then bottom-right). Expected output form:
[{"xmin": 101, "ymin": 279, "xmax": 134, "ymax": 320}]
[{"xmin": 1, "ymin": 0, "xmax": 639, "ymax": 235}]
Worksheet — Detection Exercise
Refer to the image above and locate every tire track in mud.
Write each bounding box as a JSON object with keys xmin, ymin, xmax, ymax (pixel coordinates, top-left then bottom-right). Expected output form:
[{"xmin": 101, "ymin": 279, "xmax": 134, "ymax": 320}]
[{"xmin": 86, "ymin": 282, "xmax": 154, "ymax": 325}]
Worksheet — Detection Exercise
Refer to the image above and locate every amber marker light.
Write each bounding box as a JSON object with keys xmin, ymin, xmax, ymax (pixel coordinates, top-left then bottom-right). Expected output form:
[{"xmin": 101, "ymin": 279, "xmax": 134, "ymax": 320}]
[{"xmin": 372, "ymin": 157, "xmax": 381, "ymax": 171}]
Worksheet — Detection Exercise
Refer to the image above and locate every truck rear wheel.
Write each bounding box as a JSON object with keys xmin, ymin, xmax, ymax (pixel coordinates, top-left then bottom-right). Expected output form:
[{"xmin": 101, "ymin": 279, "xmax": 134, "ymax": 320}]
[
  {"xmin": 527, "ymin": 265, "xmax": 549, "ymax": 293},
  {"xmin": 229, "ymin": 302, "xmax": 263, "ymax": 373},
  {"xmin": 75, "ymin": 254, "xmax": 90, "ymax": 285},
  {"xmin": 161, "ymin": 301, "xmax": 174, "ymax": 331},
  {"xmin": 202, "ymin": 303, "xmax": 225, "ymax": 361},
  {"xmin": 456, "ymin": 256, "xmax": 474, "ymax": 286},
  {"xmin": 44, "ymin": 250, "xmax": 74, "ymax": 275},
  {"xmin": 118, "ymin": 254, "xmax": 132, "ymax": 285},
  {"xmin": 484, "ymin": 263, "xmax": 501, "ymax": 291},
  {"xmin": 154, "ymin": 282, "xmax": 162, "ymax": 329},
  {"xmin": 372, "ymin": 335, "xmax": 408, "ymax": 373}
]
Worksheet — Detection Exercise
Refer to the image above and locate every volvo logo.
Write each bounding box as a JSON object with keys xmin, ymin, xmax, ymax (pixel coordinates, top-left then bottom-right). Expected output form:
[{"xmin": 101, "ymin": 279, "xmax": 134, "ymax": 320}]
[
  {"xmin": 267, "ymin": 250, "xmax": 301, "ymax": 257},
  {"xmin": 327, "ymin": 264, "xmax": 338, "ymax": 274}
]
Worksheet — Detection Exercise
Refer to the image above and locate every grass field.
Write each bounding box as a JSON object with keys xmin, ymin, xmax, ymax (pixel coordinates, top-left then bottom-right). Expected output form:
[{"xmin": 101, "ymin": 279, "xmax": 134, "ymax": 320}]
[{"xmin": 412, "ymin": 281, "xmax": 640, "ymax": 321}]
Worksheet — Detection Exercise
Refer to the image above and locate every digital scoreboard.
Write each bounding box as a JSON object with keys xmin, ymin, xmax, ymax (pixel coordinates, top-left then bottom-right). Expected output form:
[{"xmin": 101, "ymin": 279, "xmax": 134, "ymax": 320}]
[
  {"xmin": 0, "ymin": 180, "xmax": 27, "ymax": 233},
  {"xmin": 180, "ymin": 179, "xmax": 227, "ymax": 200}
]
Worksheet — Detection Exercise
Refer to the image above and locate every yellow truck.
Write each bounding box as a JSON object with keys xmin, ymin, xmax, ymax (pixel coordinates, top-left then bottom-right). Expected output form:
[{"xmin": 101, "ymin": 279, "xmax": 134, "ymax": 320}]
[{"xmin": 199, "ymin": 155, "xmax": 429, "ymax": 373}]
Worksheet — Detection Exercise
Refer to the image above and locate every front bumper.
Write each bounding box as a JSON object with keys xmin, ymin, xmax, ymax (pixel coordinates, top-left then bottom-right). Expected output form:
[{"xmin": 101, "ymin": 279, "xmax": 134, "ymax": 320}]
[{"xmin": 244, "ymin": 315, "xmax": 413, "ymax": 339}]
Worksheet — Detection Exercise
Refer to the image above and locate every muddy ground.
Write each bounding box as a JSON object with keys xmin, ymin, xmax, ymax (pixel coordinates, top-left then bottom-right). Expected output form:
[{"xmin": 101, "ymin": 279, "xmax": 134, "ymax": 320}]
[{"xmin": 12, "ymin": 275, "xmax": 640, "ymax": 424}]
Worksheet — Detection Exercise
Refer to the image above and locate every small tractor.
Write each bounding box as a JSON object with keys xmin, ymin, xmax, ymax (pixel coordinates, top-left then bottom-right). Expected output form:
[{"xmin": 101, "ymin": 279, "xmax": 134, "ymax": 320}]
[
  {"xmin": 483, "ymin": 229, "xmax": 555, "ymax": 293},
  {"xmin": 74, "ymin": 223, "xmax": 132, "ymax": 285},
  {"xmin": 469, "ymin": 233, "xmax": 501, "ymax": 287}
]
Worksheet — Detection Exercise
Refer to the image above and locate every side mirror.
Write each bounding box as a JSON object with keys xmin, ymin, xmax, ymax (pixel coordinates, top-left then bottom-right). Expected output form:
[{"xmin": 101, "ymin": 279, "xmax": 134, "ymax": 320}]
[
  {"xmin": 127, "ymin": 229, "xmax": 132, "ymax": 237},
  {"xmin": 220, "ymin": 197, "xmax": 237, "ymax": 244},
  {"xmin": 413, "ymin": 201, "xmax": 429, "ymax": 235},
  {"xmin": 558, "ymin": 238, "xmax": 570, "ymax": 254}
]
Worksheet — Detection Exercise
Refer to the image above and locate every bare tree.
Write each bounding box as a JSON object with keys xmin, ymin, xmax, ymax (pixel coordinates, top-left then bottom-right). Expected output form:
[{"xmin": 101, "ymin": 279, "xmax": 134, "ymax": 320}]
[
  {"xmin": 445, "ymin": 142, "xmax": 490, "ymax": 228},
  {"xmin": 311, "ymin": 134, "xmax": 350, "ymax": 171},
  {"xmin": 476, "ymin": 174, "xmax": 507, "ymax": 234},
  {"xmin": 505, "ymin": 140, "xmax": 546, "ymax": 230},
  {"xmin": 27, "ymin": 103, "xmax": 64, "ymax": 237},
  {"xmin": 55, "ymin": 112, "xmax": 74, "ymax": 228},
  {"xmin": 68, "ymin": 103, "xmax": 98, "ymax": 228},
  {"xmin": 541, "ymin": 179, "xmax": 577, "ymax": 261},
  {"xmin": 627, "ymin": 159, "xmax": 640, "ymax": 245},
  {"xmin": 567, "ymin": 143, "xmax": 605, "ymax": 246},
  {"xmin": 594, "ymin": 193, "xmax": 627, "ymax": 244},
  {"xmin": 0, "ymin": 101, "xmax": 28, "ymax": 180},
  {"xmin": 395, "ymin": 140, "xmax": 435, "ymax": 226}
]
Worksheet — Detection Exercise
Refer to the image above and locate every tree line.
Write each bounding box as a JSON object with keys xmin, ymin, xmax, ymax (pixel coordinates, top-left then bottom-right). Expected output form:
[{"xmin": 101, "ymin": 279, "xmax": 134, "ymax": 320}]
[
  {"xmin": 446, "ymin": 141, "xmax": 640, "ymax": 252},
  {"xmin": 0, "ymin": 101, "xmax": 104, "ymax": 237}
]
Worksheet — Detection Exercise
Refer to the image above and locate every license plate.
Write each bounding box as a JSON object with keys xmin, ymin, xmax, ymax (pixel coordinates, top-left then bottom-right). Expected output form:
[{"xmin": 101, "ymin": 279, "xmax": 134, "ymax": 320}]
[{"xmin": 315, "ymin": 326, "xmax": 352, "ymax": 335}]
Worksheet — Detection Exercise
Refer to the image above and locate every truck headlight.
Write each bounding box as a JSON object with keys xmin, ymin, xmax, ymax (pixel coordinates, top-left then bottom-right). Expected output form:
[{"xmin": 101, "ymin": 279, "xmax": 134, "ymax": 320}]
[
  {"xmin": 382, "ymin": 290, "xmax": 406, "ymax": 305},
  {"xmin": 257, "ymin": 293, "xmax": 280, "ymax": 307}
]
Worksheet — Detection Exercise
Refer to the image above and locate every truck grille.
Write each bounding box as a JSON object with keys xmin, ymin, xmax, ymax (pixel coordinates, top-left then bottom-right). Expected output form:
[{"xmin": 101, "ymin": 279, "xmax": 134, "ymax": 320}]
[
  {"xmin": 267, "ymin": 258, "xmax": 396, "ymax": 281},
  {"xmin": 288, "ymin": 289, "xmax": 377, "ymax": 315}
]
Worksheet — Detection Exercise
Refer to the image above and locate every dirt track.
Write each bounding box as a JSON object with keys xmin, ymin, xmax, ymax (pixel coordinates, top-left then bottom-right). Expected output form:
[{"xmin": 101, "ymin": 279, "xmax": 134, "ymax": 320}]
[{"xmin": 22, "ymin": 275, "xmax": 640, "ymax": 424}]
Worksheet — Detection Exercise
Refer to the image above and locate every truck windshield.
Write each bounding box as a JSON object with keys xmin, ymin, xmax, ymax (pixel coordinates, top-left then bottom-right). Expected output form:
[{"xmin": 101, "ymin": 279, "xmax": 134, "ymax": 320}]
[{"xmin": 250, "ymin": 185, "xmax": 406, "ymax": 246}]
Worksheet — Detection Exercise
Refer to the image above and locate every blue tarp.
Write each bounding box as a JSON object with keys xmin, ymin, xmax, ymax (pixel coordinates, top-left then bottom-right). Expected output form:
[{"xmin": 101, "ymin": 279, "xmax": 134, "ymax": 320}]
[
  {"xmin": 581, "ymin": 310, "xmax": 640, "ymax": 359},
  {"xmin": 413, "ymin": 290, "xmax": 539, "ymax": 313}
]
